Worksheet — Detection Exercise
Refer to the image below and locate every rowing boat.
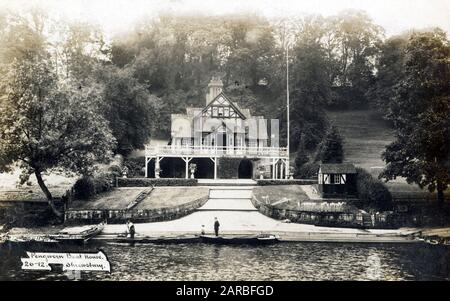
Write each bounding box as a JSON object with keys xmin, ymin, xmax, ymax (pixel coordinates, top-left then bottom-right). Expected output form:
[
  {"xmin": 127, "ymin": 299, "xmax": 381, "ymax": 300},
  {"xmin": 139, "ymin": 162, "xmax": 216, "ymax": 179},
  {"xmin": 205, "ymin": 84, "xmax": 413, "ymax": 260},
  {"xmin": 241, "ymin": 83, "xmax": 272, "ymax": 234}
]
[
  {"xmin": 200, "ymin": 234, "xmax": 279, "ymax": 245},
  {"xmin": 49, "ymin": 223, "xmax": 104, "ymax": 243},
  {"xmin": 113, "ymin": 234, "xmax": 200, "ymax": 244}
]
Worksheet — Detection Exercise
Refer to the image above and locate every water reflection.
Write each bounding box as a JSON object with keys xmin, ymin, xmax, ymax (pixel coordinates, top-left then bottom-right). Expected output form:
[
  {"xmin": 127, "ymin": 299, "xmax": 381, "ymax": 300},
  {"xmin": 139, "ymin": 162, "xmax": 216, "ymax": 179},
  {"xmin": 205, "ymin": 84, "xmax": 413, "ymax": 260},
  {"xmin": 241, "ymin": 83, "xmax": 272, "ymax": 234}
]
[{"xmin": 0, "ymin": 242, "xmax": 449, "ymax": 281}]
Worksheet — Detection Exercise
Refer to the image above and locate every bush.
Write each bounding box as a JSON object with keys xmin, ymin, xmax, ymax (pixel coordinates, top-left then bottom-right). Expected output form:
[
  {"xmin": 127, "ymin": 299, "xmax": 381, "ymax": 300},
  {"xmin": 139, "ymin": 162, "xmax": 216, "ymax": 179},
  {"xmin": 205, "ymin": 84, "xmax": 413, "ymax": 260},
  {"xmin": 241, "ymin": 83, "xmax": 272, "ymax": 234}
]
[
  {"xmin": 294, "ymin": 135, "xmax": 309, "ymax": 178},
  {"xmin": 118, "ymin": 178, "xmax": 198, "ymax": 187},
  {"xmin": 73, "ymin": 177, "xmax": 96, "ymax": 200},
  {"xmin": 356, "ymin": 167, "xmax": 393, "ymax": 211},
  {"xmin": 73, "ymin": 172, "xmax": 115, "ymax": 200},
  {"xmin": 294, "ymin": 162, "xmax": 319, "ymax": 179},
  {"xmin": 108, "ymin": 164, "xmax": 123, "ymax": 177},
  {"xmin": 314, "ymin": 126, "xmax": 344, "ymax": 163},
  {"xmin": 123, "ymin": 156, "xmax": 145, "ymax": 177}
]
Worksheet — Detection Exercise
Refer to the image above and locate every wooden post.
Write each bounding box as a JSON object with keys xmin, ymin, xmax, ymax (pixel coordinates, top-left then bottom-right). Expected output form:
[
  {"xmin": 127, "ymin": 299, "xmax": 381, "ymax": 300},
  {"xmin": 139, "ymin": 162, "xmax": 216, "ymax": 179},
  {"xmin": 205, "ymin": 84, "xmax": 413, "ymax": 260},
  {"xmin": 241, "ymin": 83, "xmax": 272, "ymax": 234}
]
[{"xmin": 145, "ymin": 156, "xmax": 148, "ymax": 178}]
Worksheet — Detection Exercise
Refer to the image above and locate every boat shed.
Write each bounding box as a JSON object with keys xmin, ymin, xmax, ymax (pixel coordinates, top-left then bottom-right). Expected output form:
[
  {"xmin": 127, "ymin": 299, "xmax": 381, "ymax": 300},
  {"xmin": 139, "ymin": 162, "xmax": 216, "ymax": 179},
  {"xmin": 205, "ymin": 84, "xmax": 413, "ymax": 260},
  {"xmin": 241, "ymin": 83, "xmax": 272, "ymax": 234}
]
[{"xmin": 318, "ymin": 163, "xmax": 357, "ymax": 198}]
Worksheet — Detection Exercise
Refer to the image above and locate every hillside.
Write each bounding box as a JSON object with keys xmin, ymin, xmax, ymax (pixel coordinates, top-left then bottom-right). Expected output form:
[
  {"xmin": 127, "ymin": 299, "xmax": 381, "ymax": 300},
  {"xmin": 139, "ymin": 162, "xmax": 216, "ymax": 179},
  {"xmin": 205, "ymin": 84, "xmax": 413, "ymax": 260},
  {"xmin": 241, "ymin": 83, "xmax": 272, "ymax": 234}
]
[{"xmin": 326, "ymin": 110, "xmax": 435, "ymax": 198}]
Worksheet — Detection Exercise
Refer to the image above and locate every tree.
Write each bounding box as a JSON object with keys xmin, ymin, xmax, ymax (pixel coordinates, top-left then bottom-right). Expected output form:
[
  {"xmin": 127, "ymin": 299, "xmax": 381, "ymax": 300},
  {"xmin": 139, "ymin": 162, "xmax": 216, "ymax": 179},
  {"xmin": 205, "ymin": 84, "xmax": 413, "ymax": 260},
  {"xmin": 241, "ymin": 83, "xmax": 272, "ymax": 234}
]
[
  {"xmin": 95, "ymin": 65, "xmax": 155, "ymax": 155},
  {"xmin": 328, "ymin": 10, "xmax": 384, "ymax": 107},
  {"xmin": 314, "ymin": 126, "xmax": 344, "ymax": 163},
  {"xmin": 380, "ymin": 29, "xmax": 450, "ymax": 203},
  {"xmin": 0, "ymin": 57, "xmax": 116, "ymax": 216},
  {"xmin": 293, "ymin": 135, "xmax": 309, "ymax": 178},
  {"xmin": 368, "ymin": 33, "xmax": 410, "ymax": 115}
]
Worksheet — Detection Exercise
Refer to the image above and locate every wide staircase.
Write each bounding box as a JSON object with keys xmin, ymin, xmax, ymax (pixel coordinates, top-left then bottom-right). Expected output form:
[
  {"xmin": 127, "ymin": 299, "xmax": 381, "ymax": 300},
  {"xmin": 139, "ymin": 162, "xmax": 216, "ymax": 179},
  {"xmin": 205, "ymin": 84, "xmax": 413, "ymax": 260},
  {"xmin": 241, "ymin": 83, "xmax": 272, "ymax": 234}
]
[
  {"xmin": 197, "ymin": 187, "xmax": 257, "ymax": 212},
  {"xmin": 197, "ymin": 179, "xmax": 257, "ymax": 186}
]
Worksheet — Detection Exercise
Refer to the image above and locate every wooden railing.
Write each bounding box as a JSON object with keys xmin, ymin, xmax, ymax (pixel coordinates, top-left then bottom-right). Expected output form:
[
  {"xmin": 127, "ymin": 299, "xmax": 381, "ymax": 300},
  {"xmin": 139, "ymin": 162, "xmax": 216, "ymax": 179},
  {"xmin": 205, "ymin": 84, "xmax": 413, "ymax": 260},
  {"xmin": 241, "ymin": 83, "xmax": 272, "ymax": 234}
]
[{"xmin": 145, "ymin": 145, "xmax": 288, "ymax": 158}]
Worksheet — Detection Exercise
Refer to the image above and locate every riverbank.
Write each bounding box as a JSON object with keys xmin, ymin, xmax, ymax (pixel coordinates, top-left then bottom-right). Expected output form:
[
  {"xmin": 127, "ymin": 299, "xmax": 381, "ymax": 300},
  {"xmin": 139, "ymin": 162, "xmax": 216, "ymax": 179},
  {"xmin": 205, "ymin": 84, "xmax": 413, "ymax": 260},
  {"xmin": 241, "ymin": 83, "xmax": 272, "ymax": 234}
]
[{"xmin": 4, "ymin": 210, "xmax": 421, "ymax": 244}]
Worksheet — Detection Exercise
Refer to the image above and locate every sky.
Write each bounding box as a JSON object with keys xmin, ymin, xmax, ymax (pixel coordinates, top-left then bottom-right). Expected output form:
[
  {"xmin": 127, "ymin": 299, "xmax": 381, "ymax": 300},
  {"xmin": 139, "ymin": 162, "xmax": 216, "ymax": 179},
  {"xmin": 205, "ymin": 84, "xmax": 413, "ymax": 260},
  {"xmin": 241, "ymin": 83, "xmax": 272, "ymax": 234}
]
[{"xmin": 0, "ymin": 0, "xmax": 449, "ymax": 37}]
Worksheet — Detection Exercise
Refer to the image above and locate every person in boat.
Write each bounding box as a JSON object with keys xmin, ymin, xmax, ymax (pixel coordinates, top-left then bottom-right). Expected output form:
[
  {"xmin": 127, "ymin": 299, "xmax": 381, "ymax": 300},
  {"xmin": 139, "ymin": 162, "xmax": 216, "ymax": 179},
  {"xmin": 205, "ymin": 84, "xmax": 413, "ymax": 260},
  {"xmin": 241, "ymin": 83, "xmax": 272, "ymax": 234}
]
[
  {"xmin": 201, "ymin": 225, "xmax": 206, "ymax": 235},
  {"xmin": 214, "ymin": 217, "xmax": 220, "ymax": 237},
  {"xmin": 127, "ymin": 220, "xmax": 135, "ymax": 239}
]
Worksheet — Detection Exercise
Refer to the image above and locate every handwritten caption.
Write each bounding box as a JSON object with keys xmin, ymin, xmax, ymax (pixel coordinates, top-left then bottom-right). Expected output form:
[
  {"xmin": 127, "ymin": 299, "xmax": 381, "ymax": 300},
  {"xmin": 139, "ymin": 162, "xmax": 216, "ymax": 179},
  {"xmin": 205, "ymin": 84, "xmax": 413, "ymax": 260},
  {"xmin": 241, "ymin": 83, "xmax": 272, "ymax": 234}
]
[{"xmin": 21, "ymin": 251, "xmax": 110, "ymax": 272}]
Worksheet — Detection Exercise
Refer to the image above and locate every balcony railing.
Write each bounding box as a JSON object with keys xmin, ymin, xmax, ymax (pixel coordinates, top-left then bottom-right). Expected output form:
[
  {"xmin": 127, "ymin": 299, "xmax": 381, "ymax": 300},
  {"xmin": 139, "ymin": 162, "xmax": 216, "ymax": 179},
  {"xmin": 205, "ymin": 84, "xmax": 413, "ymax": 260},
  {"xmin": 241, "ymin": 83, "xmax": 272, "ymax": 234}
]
[{"xmin": 145, "ymin": 145, "xmax": 288, "ymax": 158}]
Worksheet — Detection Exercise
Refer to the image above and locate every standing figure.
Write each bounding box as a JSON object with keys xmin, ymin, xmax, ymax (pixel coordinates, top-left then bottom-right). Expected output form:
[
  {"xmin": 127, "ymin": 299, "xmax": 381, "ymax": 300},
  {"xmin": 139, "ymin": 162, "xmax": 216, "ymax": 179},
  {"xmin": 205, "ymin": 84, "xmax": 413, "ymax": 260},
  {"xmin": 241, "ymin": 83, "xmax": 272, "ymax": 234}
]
[
  {"xmin": 214, "ymin": 217, "xmax": 220, "ymax": 237},
  {"xmin": 127, "ymin": 220, "xmax": 135, "ymax": 239},
  {"xmin": 201, "ymin": 224, "xmax": 206, "ymax": 235}
]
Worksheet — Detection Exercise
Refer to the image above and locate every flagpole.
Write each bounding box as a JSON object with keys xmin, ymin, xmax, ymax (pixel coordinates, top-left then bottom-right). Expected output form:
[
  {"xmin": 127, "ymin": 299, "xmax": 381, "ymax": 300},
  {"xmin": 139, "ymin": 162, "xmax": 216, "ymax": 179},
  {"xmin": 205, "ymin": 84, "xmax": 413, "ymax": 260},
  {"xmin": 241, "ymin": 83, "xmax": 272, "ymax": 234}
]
[{"xmin": 286, "ymin": 43, "xmax": 290, "ymax": 179}]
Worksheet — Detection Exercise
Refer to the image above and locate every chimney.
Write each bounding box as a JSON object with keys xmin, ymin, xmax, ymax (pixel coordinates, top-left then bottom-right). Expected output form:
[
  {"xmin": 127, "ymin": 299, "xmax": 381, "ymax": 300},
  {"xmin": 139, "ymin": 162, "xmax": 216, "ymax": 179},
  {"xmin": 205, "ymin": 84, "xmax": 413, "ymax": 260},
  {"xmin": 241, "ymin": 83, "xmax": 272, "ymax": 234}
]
[{"xmin": 206, "ymin": 76, "xmax": 223, "ymax": 105}]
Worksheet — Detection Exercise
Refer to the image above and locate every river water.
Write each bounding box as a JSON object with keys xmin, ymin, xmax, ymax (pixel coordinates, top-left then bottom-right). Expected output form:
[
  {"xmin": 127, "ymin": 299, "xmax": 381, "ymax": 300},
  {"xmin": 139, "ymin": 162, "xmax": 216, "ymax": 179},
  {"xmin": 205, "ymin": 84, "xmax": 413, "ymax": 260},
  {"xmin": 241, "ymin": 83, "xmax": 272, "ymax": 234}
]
[{"xmin": 0, "ymin": 242, "xmax": 449, "ymax": 281}]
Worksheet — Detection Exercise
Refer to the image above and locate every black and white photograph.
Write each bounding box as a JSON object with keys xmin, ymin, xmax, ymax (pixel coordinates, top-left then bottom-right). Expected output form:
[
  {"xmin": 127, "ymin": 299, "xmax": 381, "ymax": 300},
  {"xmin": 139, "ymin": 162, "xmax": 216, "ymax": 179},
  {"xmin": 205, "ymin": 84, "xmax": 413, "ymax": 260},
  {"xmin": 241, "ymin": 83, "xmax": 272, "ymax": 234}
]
[{"xmin": 0, "ymin": 0, "xmax": 449, "ymax": 286}]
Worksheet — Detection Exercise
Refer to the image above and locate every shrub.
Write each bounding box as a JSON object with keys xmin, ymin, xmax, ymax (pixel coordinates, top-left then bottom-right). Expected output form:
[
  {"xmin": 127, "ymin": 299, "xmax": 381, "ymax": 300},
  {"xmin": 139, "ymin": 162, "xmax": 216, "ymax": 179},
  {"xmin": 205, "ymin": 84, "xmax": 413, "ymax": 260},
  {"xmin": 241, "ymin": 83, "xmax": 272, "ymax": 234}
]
[
  {"xmin": 294, "ymin": 162, "xmax": 319, "ymax": 179},
  {"xmin": 118, "ymin": 178, "xmax": 197, "ymax": 187},
  {"xmin": 294, "ymin": 135, "xmax": 309, "ymax": 178},
  {"xmin": 92, "ymin": 172, "xmax": 115, "ymax": 193},
  {"xmin": 73, "ymin": 172, "xmax": 115, "ymax": 200},
  {"xmin": 314, "ymin": 126, "xmax": 344, "ymax": 163},
  {"xmin": 108, "ymin": 164, "xmax": 123, "ymax": 177},
  {"xmin": 73, "ymin": 177, "xmax": 96, "ymax": 200},
  {"xmin": 123, "ymin": 156, "xmax": 145, "ymax": 177},
  {"xmin": 356, "ymin": 167, "xmax": 393, "ymax": 211}
]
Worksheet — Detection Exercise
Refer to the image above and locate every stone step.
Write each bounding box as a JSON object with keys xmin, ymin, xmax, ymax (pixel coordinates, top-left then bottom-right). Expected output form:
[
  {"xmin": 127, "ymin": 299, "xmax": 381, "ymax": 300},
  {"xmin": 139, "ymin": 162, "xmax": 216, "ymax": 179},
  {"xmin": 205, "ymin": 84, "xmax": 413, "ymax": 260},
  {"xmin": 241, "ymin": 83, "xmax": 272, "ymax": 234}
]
[
  {"xmin": 209, "ymin": 189, "xmax": 253, "ymax": 199},
  {"xmin": 197, "ymin": 179, "xmax": 256, "ymax": 186},
  {"xmin": 197, "ymin": 198, "xmax": 257, "ymax": 211}
]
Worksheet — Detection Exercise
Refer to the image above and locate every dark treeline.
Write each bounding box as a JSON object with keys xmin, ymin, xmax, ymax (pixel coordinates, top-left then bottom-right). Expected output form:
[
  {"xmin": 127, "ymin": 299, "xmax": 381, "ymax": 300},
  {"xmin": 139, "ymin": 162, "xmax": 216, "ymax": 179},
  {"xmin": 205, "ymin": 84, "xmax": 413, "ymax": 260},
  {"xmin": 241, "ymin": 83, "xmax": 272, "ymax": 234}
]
[
  {"xmin": 0, "ymin": 8, "xmax": 448, "ymax": 206},
  {"xmin": 0, "ymin": 9, "xmax": 400, "ymax": 154}
]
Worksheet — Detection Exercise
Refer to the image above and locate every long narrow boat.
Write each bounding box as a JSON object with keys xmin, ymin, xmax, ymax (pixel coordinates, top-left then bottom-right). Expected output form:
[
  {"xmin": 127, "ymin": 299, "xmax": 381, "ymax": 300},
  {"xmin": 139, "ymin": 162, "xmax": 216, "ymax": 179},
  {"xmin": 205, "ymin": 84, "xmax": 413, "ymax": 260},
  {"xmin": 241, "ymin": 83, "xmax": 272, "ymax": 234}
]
[
  {"xmin": 113, "ymin": 234, "xmax": 200, "ymax": 244},
  {"xmin": 49, "ymin": 223, "xmax": 104, "ymax": 243},
  {"xmin": 200, "ymin": 234, "xmax": 279, "ymax": 245}
]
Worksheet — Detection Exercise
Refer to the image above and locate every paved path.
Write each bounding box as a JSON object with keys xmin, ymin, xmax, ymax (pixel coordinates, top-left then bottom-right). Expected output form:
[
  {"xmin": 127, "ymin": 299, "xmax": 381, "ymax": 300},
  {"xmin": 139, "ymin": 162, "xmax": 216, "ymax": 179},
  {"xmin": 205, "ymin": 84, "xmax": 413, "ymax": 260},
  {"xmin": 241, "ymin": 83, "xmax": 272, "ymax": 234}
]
[{"xmin": 98, "ymin": 186, "xmax": 417, "ymax": 243}]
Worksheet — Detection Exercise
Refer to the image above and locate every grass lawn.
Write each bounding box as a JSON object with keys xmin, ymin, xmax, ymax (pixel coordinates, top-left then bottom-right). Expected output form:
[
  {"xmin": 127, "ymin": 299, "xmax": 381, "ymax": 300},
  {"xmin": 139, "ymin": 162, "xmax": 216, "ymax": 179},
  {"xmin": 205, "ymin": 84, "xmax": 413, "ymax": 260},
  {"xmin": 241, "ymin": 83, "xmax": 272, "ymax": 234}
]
[
  {"xmin": 326, "ymin": 109, "xmax": 446, "ymax": 197},
  {"xmin": 0, "ymin": 168, "xmax": 75, "ymax": 202},
  {"xmin": 253, "ymin": 185, "xmax": 311, "ymax": 210},
  {"xmin": 70, "ymin": 186, "xmax": 209, "ymax": 211},
  {"xmin": 70, "ymin": 188, "xmax": 146, "ymax": 210},
  {"xmin": 135, "ymin": 187, "xmax": 209, "ymax": 210}
]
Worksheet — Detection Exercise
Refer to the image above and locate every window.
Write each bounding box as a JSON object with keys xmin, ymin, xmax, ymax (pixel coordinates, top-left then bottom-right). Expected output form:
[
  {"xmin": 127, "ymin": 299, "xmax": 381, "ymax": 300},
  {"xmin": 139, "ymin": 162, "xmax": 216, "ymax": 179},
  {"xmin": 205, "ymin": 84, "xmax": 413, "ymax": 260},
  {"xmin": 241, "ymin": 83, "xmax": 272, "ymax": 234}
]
[
  {"xmin": 333, "ymin": 174, "xmax": 341, "ymax": 184},
  {"xmin": 224, "ymin": 107, "xmax": 229, "ymax": 117},
  {"xmin": 212, "ymin": 107, "xmax": 218, "ymax": 117},
  {"xmin": 218, "ymin": 107, "xmax": 223, "ymax": 117}
]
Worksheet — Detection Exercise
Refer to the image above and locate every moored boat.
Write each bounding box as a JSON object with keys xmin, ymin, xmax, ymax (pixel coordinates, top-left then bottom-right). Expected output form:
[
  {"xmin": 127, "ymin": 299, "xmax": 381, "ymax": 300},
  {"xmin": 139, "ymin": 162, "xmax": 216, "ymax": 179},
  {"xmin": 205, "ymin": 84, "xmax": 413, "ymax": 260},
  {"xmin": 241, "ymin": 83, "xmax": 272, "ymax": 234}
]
[
  {"xmin": 200, "ymin": 234, "xmax": 279, "ymax": 245},
  {"xmin": 49, "ymin": 223, "xmax": 104, "ymax": 243},
  {"xmin": 113, "ymin": 234, "xmax": 200, "ymax": 244}
]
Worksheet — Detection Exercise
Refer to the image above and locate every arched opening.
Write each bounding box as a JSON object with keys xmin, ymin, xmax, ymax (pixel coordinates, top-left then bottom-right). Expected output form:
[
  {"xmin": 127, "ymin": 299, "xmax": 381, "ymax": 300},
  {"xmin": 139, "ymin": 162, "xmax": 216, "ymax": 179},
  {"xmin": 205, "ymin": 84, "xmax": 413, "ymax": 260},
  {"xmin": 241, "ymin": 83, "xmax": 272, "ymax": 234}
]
[
  {"xmin": 238, "ymin": 159, "xmax": 253, "ymax": 179},
  {"xmin": 191, "ymin": 158, "xmax": 214, "ymax": 179}
]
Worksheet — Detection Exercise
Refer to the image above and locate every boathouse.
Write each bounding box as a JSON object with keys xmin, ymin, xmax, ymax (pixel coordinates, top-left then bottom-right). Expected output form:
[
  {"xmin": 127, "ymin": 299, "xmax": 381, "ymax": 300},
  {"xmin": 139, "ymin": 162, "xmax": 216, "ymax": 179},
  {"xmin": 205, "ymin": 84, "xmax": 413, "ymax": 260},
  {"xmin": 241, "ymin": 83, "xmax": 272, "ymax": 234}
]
[
  {"xmin": 317, "ymin": 163, "xmax": 357, "ymax": 198},
  {"xmin": 144, "ymin": 77, "xmax": 289, "ymax": 180}
]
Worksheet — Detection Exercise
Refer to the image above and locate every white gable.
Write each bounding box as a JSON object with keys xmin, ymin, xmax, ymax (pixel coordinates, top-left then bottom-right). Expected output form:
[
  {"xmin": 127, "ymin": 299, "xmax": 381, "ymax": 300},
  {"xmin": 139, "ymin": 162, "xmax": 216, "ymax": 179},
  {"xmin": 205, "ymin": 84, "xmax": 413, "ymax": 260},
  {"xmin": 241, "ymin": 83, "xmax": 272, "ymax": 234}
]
[{"xmin": 202, "ymin": 93, "xmax": 245, "ymax": 119}]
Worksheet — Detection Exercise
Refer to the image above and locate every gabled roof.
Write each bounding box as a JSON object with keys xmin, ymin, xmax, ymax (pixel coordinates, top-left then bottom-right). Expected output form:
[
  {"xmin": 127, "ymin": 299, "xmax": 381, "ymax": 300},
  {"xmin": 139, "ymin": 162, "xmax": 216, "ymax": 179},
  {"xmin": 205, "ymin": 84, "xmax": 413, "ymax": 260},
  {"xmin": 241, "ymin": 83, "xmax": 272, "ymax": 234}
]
[
  {"xmin": 201, "ymin": 92, "xmax": 247, "ymax": 120},
  {"xmin": 319, "ymin": 163, "xmax": 356, "ymax": 174}
]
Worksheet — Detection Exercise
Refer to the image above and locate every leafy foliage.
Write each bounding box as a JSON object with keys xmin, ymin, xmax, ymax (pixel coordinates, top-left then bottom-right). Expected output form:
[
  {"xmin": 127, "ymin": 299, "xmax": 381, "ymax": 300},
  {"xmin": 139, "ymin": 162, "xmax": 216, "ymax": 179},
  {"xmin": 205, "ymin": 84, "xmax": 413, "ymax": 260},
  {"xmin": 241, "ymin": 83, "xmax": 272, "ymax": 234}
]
[
  {"xmin": 356, "ymin": 168, "xmax": 393, "ymax": 211},
  {"xmin": 314, "ymin": 126, "xmax": 344, "ymax": 163},
  {"xmin": 380, "ymin": 29, "xmax": 450, "ymax": 202}
]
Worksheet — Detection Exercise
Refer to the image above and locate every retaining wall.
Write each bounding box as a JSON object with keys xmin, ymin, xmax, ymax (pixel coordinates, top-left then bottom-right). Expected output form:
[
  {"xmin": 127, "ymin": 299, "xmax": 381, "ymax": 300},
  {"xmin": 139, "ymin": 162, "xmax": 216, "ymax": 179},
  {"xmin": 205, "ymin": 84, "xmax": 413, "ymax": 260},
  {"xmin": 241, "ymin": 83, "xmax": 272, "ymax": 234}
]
[
  {"xmin": 251, "ymin": 194, "xmax": 395, "ymax": 229},
  {"xmin": 64, "ymin": 195, "xmax": 209, "ymax": 224}
]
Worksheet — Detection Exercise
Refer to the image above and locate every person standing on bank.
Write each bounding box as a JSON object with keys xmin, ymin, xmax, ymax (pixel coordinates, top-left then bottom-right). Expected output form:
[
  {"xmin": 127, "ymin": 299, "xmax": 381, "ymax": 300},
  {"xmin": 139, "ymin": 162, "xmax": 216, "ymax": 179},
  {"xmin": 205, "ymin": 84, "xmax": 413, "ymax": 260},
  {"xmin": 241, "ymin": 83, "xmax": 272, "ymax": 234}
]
[
  {"xmin": 214, "ymin": 217, "xmax": 220, "ymax": 237},
  {"xmin": 127, "ymin": 220, "xmax": 135, "ymax": 239}
]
